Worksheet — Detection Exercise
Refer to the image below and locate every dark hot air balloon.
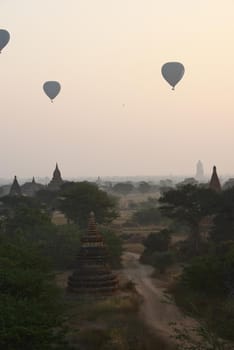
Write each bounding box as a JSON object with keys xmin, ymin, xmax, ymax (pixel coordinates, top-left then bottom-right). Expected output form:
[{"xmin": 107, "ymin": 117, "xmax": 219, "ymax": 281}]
[
  {"xmin": 161, "ymin": 62, "xmax": 185, "ymax": 90},
  {"xmin": 43, "ymin": 81, "xmax": 61, "ymax": 102},
  {"xmin": 0, "ymin": 29, "xmax": 10, "ymax": 53}
]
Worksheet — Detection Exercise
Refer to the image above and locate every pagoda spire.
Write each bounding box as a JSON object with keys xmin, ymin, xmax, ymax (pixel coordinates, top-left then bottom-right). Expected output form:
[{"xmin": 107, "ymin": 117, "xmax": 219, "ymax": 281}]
[
  {"xmin": 48, "ymin": 163, "xmax": 63, "ymax": 191},
  {"xmin": 209, "ymin": 166, "xmax": 221, "ymax": 192},
  {"xmin": 9, "ymin": 176, "xmax": 22, "ymax": 197},
  {"xmin": 53, "ymin": 163, "xmax": 62, "ymax": 180}
]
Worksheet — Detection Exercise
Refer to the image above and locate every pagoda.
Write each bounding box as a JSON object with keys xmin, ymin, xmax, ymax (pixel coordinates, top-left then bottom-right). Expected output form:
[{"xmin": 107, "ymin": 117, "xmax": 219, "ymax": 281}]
[
  {"xmin": 21, "ymin": 177, "xmax": 44, "ymax": 197},
  {"xmin": 48, "ymin": 163, "xmax": 64, "ymax": 191},
  {"xmin": 195, "ymin": 160, "xmax": 205, "ymax": 182},
  {"xmin": 67, "ymin": 212, "xmax": 118, "ymax": 295},
  {"xmin": 209, "ymin": 166, "xmax": 221, "ymax": 192},
  {"xmin": 9, "ymin": 176, "xmax": 22, "ymax": 197}
]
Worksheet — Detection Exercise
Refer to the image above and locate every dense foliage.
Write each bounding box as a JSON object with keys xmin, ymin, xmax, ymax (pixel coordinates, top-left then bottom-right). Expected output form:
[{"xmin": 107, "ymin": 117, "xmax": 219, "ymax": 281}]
[
  {"xmin": 210, "ymin": 188, "xmax": 234, "ymax": 243},
  {"xmin": 132, "ymin": 207, "xmax": 163, "ymax": 225},
  {"xmin": 0, "ymin": 237, "xmax": 68, "ymax": 350},
  {"xmin": 140, "ymin": 230, "xmax": 173, "ymax": 273},
  {"xmin": 112, "ymin": 182, "xmax": 134, "ymax": 195},
  {"xmin": 59, "ymin": 181, "xmax": 118, "ymax": 228},
  {"xmin": 159, "ymin": 185, "xmax": 234, "ymax": 341},
  {"xmin": 1, "ymin": 205, "xmax": 81, "ymax": 270},
  {"xmin": 182, "ymin": 249, "xmax": 234, "ymax": 296},
  {"xmin": 143, "ymin": 229, "xmax": 171, "ymax": 253},
  {"xmin": 101, "ymin": 228, "xmax": 123, "ymax": 269},
  {"xmin": 160, "ymin": 185, "xmax": 218, "ymax": 252}
]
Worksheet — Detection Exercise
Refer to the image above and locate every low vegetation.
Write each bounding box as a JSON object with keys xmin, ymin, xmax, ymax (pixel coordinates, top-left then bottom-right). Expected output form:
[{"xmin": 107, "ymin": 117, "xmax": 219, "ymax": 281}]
[
  {"xmin": 63, "ymin": 290, "xmax": 172, "ymax": 350},
  {"xmin": 156, "ymin": 185, "xmax": 234, "ymax": 343}
]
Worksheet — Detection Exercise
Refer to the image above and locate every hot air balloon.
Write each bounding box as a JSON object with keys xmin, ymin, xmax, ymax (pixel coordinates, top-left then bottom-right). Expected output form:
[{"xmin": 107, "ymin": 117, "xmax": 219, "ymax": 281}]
[
  {"xmin": 0, "ymin": 29, "xmax": 10, "ymax": 53},
  {"xmin": 161, "ymin": 62, "xmax": 185, "ymax": 90},
  {"xmin": 43, "ymin": 81, "xmax": 61, "ymax": 102}
]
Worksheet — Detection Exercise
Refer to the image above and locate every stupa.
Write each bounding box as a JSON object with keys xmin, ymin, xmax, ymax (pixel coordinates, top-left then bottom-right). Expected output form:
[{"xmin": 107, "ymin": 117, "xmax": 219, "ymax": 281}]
[
  {"xmin": 21, "ymin": 177, "xmax": 44, "ymax": 197},
  {"xmin": 209, "ymin": 166, "xmax": 221, "ymax": 192},
  {"xmin": 195, "ymin": 160, "xmax": 205, "ymax": 182},
  {"xmin": 67, "ymin": 212, "xmax": 118, "ymax": 294},
  {"xmin": 9, "ymin": 176, "xmax": 22, "ymax": 197},
  {"xmin": 48, "ymin": 163, "xmax": 64, "ymax": 191}
]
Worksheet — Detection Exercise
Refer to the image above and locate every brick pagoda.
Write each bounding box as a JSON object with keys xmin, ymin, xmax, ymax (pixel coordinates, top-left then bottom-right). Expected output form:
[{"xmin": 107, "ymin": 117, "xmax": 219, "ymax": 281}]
[{"xmin": 67, "ymin": 212, "xmax": 118, "ymax": 294}]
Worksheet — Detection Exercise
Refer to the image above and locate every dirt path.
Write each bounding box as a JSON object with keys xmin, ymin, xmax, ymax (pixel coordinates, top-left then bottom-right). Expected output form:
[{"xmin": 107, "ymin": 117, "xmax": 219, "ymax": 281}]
[{"xmin": 122, "ymin": 252, "xmax": 197, "ymax": 340}]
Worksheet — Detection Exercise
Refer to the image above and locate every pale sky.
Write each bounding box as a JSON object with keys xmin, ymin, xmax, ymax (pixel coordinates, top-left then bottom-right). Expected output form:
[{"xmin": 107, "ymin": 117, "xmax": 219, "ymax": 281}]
[{"xmin": 1, "ymin": 0, "xmax": 234, "ymax": 178}]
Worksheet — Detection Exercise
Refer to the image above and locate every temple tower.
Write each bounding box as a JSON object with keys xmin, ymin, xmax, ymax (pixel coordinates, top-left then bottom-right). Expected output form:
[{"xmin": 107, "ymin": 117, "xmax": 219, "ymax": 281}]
[
  {"xmin": 209, "ymin": 166, "xmax": 221, "ymax": 192},
  {"xmin": 21, "ymin": 177, "xmax": 44, "ymax": 197},
  {"xmin": 195, "ymin": 160, "xmax": 204, "ymax": 181},
  {"xmin": 67, "ymin": 212, "xmax": 118, "ymax": 295},
  {"xmin": 9, "ymin": 176, "xmax": 22, "ymax": 197},
  {"xmin": 48, "ymin": 163, "xmax": 64, "ymax": 191}
]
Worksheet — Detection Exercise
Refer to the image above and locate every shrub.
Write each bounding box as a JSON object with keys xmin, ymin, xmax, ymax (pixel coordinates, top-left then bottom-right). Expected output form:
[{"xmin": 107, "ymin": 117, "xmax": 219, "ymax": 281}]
[
  {"xmin": 151, "ymin": 251, "xmax": 174, "ymax": 273},
  {"xmin": 132, "ymin": 207, "xmax": 162, "ymax": 225},
  {"xmin": 143, "ymin": 229, "xmax": 171, "ymax": 253},
  {"xmin": 182, "ymin": 256, "xmax": 226, "ymax": 295}
]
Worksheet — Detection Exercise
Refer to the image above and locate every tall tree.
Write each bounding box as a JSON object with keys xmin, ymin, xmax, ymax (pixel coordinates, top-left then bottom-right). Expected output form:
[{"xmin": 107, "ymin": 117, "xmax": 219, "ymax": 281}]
[
  {"xmin": 160, "ymin": 185, "xmax": 218, "ymax": 252},
  {"xmin": 59, "ymin": 181, "xmax": 118, "ymax": 228},
  {"xmin": 137, "ymin": 181, "xmax": 151, "ymax": 193},
  {"xmin": 211, "ymin": 188, "xmax": 234, "ymax": 243},
  {"xmin": 0, "ymin": 237, "xmax": 67, "ymax": 349},
  {"xmin": 112, "ymin": 182, "xmax": 134, "ymax": 195}
]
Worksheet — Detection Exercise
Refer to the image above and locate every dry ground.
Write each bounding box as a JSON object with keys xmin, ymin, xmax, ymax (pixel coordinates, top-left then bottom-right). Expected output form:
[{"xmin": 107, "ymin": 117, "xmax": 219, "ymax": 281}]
[
  {"xmin": 55, "ymin": 268, "xmax": 174, "ymax": 350},
  {"xmin": 122, "ymin": 252, "xmax": 198, "ymax": 345}
]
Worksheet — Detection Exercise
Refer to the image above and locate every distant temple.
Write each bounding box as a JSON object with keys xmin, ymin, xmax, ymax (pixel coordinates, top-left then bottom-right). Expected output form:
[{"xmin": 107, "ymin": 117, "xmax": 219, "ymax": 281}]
[
  {"xmin": 9, "ymin": 176, "xmax": 22, "ymax": 197},
  {"xmin": 48, "ymin": 163, "xmax": 64, "ymax": 191},
  {"xmin": 21, "ymin": 177, "xmax": 44, "ymax": 197},
  {"xmin": 67, "ymin": 212, "xmax": 118, "ymax": 295},
  {"xmin": 209, "ymin": 166, "xmax": 221, "ymax": 192},
  {"xmin": 195, "ymin": 160, "xmax": 204, "ymax": 182}
]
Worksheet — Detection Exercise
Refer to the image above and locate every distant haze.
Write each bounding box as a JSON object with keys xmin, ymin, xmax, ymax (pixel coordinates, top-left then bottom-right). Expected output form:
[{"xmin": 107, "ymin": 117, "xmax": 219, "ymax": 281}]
[{"xmin": 1, "ymin": 0, "xmax": 234, "ymax": 177}]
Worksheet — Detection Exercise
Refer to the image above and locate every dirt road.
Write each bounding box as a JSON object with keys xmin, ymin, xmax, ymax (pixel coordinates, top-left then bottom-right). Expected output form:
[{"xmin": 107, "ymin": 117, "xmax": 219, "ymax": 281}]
[{"xmin": 122, "ymin": 252, "xmax": 197, "ymax": 340}]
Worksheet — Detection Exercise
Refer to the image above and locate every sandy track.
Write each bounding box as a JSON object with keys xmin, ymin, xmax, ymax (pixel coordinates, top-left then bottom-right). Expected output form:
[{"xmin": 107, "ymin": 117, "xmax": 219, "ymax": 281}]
[{"xmin": 122, "ymin": 252, "xmax": 197, "ymax": 340}]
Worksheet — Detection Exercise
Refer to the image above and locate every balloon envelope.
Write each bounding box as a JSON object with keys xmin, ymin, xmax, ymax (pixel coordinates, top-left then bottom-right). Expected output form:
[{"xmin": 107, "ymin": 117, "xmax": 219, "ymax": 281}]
[
  {"xmin": 43, "ymin": 81, "xmax": 61, "ymax": 101},
  {"xmin": 161, "ymin": 62, "xmax": 185, "ymax": 89},
  {"xmin": 0, "ymin": 29, "xmax": 10, "ymax": 52}
]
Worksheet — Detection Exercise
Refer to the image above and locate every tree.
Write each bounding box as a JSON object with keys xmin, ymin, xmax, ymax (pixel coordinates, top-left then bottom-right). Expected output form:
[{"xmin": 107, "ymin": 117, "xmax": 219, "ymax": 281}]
[
  {"xmin": 112, "ymin": 182, "xmax": 134, "ymax": 195},
  {"xmin": 137, "ymin": 181, "xmax": 151, "ymax": 193},
  {"xmin": 35, "ymin": 189, "xmax": 59, "ymax": 212},
  {"xmin": 59, "ymin": 181, "xmax": 118, "ymax": 228},
  {"xmin": 132, "ymin": 207, "xmax": 163, "ymax": 225},
  {"xmin": 160, "ymin": 185, "xmax": 218, "ymax": 253},
  {"xmin": 0, "ymin": 196, "xmax": 41, "ymax": 217},
  {"xmin": 0, "ymin": 238, "xmax": 68, "ymax": 349},
  {"xmin": 140, "ymin": 229, "xmax": 172, "ymax": 266},
  {"xmin": 2, "ymin": 206, "xmax": 81, "ymax": 270},
  {"xmin": 3, "ymin": 206, "xmax": 53, "ymax": 236},
  {"xmin": 151, "ymin": 251, "xmax": 174, "ymax": 273},
  {"xmin": 143, "ymin": 229, "xmax": 171, "ymax": 253},
  {"xmin": 210, "ymin": 188, "xmax": 234, "ymax": 243},
  {"xmin": 101, "ymin": 228, "xmax": 123, "ymax": 268}
]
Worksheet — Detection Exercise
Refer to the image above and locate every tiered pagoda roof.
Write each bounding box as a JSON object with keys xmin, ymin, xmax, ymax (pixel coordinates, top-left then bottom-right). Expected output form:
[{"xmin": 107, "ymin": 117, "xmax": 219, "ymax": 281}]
[
  {"xmin": 209, "ymin": 166, "xmax": 221, "ymax": 192},
  {"xmin": 67, "ymin": 212, "xmax": 118, "ymax": 295}
]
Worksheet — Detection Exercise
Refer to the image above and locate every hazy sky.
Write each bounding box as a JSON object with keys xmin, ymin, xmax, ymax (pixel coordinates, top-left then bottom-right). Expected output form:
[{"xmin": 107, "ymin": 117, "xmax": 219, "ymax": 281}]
[{"xmin": 1, "ymin": 0, "xmax": 234, "ymax": 178}]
